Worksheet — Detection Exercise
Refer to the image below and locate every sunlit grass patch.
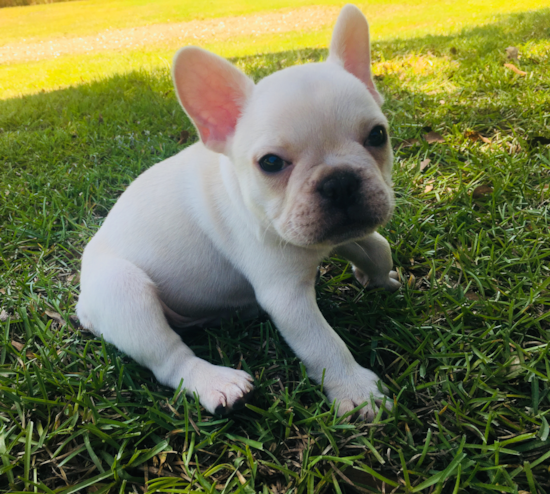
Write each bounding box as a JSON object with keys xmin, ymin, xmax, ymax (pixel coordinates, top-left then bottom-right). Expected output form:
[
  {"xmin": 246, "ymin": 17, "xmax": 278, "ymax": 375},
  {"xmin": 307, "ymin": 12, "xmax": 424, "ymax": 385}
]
[
  {"xmin": 2, "ymin": 1, "xmax": 550, "ymax": 99},
  {"xmin": 375, "ymin": 54, "xmax": 461, "ymax": 95},
  {"xmin": 0, "ymin": 0, "xmax": 341, "ymax": 45}
]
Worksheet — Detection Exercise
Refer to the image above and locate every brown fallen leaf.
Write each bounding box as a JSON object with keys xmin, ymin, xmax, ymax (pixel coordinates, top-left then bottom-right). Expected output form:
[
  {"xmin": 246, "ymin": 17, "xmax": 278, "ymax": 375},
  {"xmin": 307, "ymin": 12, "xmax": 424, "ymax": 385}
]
[
  {"xmin": 0, "ymin": 288, "xmax": 5, "ymax": 294},
  {"xmin": 465, "ymin": 130, "xmax": 491, "ymax": 144},
  {"xmin": 12, "ymin": 340, "xmax": 24, "ymax": 351},
  {"xmin": 420, "ymin": 158, "xmax": 431, "ymax": 171},
  {"xmin": 506, "ymin": 46, "xmax": 519, "ymax": 60},
  {"xmin": 45, "ymin": 310, "xmax": 66, "ymax": 326},
  {"xmin": 236, "ymin": 470, "xmax": 247, "ymax": 485},
  {"xmin": 504, "ymin": 63, "xmax": 526, "ymax": 76},
  {"xmin": 0, "ymin": 309, "xmax": 8, "ymax": 322},
  {"xmin": 157, "ymin": 452, "xmax": 168, "ymax": 476},
  {"xmin": 465, "ymin": 292, "xmax": 480, "ymax": 301},
  {"xmin": 424, "ymin": 130, "xmax": 445, "ymax": 143},
  {"xmin": 87, "ymin": 485, "xmax": 104, "ymax": 493},
  {"xmin": 424, "ymin": 184, "xmax": 434, "ymax": 193},
  {"xmin": 472, "ymin": 185, "xmax": 493, "ymax": 199},
  {"xmin": 177, "ymin": 130, "xmax": 190, "ymax": 144},
  {"xmin": 67, "ymin": 273, "xmax": 80, "ymax": 285},
  {"xmin": 400, "ymin": 138, "xmax": 420, "ymax": 148}
]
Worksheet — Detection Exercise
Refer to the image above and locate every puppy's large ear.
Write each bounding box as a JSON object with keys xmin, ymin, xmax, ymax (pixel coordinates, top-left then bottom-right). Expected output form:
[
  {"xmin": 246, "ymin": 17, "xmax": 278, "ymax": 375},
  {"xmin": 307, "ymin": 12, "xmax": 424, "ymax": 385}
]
[
  {"xmin": 327, "ymin": 5, "xmax": 382, "ymax": 106},
  {"xmin": 173, "ymin": 47, "xmax": 254, "ymax": 154}
]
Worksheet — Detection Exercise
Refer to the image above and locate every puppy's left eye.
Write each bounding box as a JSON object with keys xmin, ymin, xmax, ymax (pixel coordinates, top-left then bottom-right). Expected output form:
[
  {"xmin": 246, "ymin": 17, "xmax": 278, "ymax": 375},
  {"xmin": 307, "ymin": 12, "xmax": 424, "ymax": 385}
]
[
  {"xmin": 365, "ymin": 125, "xmax": 387, "ymax": 147},
  {"xmin": 259, "ymin": 154, "xmax": 287, "ymax": 173}
]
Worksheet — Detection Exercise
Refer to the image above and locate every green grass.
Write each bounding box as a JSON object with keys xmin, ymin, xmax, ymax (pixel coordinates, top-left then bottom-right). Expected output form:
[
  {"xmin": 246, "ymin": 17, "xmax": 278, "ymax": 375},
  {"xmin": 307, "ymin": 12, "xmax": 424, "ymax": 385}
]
[
  {"xmin": 2, "ymin": 0, "xmax": 550, "ymax": 99},
  {"xmin": 1, "ymin": 0, "xmax": 545, "ymax": 46},
  {"xmin": 1, "ymin": 4, "xmax": 550, "ymax": 494},
  {"xmin": 0, "ymin": 0, "xmax": 335, "ymax": 45}
]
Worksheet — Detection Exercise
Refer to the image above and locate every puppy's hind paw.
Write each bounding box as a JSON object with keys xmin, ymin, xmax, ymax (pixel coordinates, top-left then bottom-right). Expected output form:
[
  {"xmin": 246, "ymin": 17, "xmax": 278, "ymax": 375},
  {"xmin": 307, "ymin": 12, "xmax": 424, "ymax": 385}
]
[
  {"xmin": 353, "ymin": 267, "xmax": 401, "ymax": 292},
  {"xmin": 386, "ymin": 270, "xmax": 402, "ymax": 291}
]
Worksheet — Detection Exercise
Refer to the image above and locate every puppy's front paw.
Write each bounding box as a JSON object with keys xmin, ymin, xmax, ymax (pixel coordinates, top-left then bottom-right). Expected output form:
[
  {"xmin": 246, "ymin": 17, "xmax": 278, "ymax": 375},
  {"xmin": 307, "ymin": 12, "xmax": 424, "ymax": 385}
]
[
  {"xmin": 187, "ymin": 359, "xmax": 254, "ymax": 415},
  {"xmin": 325, "ymin": 367, "xmax": 393, "ymax": 421},
  {"xmin": 353, "ymin": 267, "xmax": 401, "ymax": 292}
]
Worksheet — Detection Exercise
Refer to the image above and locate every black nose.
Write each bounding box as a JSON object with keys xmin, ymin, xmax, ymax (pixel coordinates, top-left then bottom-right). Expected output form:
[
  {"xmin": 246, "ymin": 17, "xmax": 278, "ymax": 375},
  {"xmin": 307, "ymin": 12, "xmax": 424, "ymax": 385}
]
[{"xmin": 318, "ymin": 171, "xmax": 361, "ymax": 209}]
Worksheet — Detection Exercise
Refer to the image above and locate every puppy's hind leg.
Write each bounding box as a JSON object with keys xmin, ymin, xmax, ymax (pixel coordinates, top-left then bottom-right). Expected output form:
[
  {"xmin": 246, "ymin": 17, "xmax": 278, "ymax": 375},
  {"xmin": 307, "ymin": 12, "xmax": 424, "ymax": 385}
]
[
  {"xmin": 335, "ymin": 232, "xmax": 401, "ymax": 291},
  {"xmin": 76, "ymin": 257, "xmax": 253, "ymax": 414}
]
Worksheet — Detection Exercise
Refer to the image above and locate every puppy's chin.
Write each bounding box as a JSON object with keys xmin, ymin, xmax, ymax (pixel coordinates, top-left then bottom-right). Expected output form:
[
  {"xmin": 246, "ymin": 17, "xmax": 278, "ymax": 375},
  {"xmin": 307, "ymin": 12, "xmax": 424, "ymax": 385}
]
[
  {"xmin": 317, "ymin": 222, "xmax": 378, "ymax": 246},
  {"xmin": 278, "ymin": 206, "xmax": 393, "ymax": 248},
  {"xmin": 280, "ymin": 225, "xmax": 371, "ymax": 248}
]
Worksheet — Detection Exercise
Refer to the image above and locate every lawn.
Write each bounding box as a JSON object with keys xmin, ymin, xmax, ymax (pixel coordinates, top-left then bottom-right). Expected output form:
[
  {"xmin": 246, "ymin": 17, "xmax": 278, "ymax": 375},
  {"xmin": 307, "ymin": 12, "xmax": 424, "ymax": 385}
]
[
  {"xmin": 1, "ymin": 1, "xmax": 550, "ymax": 493},
  {"xmin": 2, "ymin": 0, "xmax": 550, "ymax": 98},
  {"xmin": 0, "ymin": 0, "xmax": 547, "ymax": 46}
]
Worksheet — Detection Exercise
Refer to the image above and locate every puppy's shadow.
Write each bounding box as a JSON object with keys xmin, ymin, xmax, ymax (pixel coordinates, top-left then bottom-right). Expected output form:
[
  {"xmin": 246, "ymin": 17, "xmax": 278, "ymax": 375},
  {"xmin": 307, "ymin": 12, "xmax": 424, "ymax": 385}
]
[{"xmin": 172, "ymin": 307, "xmax": 276, "ymax": 369}]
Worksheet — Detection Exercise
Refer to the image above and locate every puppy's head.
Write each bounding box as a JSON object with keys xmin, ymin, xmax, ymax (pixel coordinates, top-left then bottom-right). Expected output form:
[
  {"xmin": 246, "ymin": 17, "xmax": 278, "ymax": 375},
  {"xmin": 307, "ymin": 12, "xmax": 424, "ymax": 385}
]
[{"xmin": 173, "ymin": 5, "xmax": 393, "ymax": 247}]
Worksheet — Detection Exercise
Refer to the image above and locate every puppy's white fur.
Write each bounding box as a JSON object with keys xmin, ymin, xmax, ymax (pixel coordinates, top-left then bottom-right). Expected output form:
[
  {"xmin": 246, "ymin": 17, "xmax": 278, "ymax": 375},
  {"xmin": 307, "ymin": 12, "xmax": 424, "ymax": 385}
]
[{"xmin": 77, "ymin": 4, "xmax": 400, "ymax": 418}]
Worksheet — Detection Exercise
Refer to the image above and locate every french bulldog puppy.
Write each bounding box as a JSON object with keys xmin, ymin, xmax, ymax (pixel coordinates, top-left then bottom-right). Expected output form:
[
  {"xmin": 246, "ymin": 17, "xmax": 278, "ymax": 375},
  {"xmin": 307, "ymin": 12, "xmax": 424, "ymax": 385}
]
[{"xmin": 77, "ymin": 4, "xmax": 400, "ymax": 419}]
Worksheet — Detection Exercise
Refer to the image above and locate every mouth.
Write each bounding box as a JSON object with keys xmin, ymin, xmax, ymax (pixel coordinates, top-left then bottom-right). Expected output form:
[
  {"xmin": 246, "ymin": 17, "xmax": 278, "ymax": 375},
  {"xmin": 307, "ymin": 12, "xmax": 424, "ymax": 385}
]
[
  {"xmin": 315, "ymin": 215, "xmax": 380, "ymax": 245},
  {"xmin": 279, "ymin": 176, "xmax": 394, "ymax": 247},
  {"xmin": 319, "ymin": 196, "xmax": 393, "ymax": 243}
]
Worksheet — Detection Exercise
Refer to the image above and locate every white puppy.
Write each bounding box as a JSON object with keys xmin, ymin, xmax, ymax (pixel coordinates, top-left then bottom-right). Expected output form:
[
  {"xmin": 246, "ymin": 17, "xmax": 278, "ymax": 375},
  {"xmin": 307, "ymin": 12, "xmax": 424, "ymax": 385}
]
[{"xmin": 77, "ymin": 4, "xmax": 400, "ymax": 419}]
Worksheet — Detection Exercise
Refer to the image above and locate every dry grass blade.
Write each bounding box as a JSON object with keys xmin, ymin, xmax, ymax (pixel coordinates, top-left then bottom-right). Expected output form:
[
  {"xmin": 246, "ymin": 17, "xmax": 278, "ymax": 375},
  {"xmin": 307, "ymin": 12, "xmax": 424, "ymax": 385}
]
[
  {"xmin": 504, "ymin": 63, "xmax": 527, "ymax": 75},
  {"xmin": 420, "ymin": 158, "xmax": 431, "ymax": 171},
  {"xmin": 465, "ymin": 130, "xmax": 491, "ymax": 144},
  {"xmin": 424, "ymin": 131, "xmax": 444, "ymax": 143}
]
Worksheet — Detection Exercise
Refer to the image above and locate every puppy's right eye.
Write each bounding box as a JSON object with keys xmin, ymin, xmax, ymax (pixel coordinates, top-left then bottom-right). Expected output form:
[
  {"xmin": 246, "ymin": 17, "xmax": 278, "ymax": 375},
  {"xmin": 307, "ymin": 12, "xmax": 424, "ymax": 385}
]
[
  {"xmin": 259, "ymin": 154, "xmax": 286, "ymax": 173},
  {"xmin": 365, "ymin": 125, "xmax": 387, "ymax": 147}
]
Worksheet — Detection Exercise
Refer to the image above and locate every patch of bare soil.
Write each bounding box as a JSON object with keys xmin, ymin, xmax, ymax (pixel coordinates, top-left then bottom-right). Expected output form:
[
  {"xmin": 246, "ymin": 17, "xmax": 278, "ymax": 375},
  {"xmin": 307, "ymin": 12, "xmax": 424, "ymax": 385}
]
[{"xmin": 0, "ymin": 6, "xmax": 338, "ymax": 64}]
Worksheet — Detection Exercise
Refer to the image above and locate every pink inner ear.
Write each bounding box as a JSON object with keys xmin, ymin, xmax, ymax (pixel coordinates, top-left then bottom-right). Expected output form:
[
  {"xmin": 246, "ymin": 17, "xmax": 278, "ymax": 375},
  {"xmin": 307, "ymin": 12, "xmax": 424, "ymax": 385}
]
[
  {"xmin": 173, "ymin": 47, "xmax": 253, "ymax": 152},
  {"xmin": 190, "ymin": 99, "xmax": 240, "ymax": 146},
  {"xmin": 342, "ymin": 43, "xmax": 370, "ymax": 85},
  {"xmin": 329, "ymin": 5, "xmax": 383, "ymax": 106},
  {"xmin": 342, "ymin": 44, "xmax": 382, "ymax": 106},
  {"xmin": 184, "ymin": 65, "xmax": 241, "ymax": 144}
]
